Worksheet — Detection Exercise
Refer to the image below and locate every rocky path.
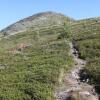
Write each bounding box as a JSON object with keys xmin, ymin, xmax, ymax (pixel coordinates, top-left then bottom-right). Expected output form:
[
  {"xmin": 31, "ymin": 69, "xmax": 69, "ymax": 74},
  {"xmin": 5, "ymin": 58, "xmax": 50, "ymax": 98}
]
[{"xmin": 54, "ymin": 42, "xmax": 99, "ymax": 100}]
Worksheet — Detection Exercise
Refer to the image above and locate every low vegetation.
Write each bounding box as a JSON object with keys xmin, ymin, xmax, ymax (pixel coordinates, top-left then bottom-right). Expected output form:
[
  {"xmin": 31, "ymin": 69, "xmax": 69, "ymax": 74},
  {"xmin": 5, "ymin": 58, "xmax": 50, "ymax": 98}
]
[
  {"xmin": 0, "ymin": 27, "xmax": 73, "ymax": 100},
  {"xmin": 72, "ymin": 19, "xmax": 100, "ymax": 96},
  {"xmin": 0, "ymin": 13, "xmax": 100, "ymax": 99}
]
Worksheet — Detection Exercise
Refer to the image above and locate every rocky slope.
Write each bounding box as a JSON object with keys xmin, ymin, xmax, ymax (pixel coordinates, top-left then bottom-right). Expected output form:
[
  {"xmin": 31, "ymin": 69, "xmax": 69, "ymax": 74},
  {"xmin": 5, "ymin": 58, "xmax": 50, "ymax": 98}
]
[
  {"xmin": 54, "ymin": 42, "xmax": 99, "ymax": 100},
  {"xmin": 0, "ymin": 12, "xmax": 73, "ymax": 36}
]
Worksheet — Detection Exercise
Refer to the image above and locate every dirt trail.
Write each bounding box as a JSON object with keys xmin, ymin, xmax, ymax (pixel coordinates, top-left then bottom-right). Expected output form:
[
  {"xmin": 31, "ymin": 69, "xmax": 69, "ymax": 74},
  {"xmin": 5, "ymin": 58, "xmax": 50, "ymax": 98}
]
[{"xmin": 54, "ymin": 42, "xmax": 99, "ymax": 100}]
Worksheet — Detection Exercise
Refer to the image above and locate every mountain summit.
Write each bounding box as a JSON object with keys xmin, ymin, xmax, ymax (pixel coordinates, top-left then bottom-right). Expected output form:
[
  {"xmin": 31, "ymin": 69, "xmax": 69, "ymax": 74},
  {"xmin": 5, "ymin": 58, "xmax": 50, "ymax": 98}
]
[{"xmin": 0, "ymin": 12, "xmax": 72, "ymax": 36}]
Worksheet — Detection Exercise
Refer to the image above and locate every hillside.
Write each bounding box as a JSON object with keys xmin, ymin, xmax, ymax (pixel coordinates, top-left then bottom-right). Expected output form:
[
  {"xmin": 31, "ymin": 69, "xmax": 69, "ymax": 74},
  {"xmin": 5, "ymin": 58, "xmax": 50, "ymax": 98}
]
[
  {"xmin": 0, "ymin": 12, "xmax": 73, "ymax": 36},
  {"xmin": 0, "ymin": 12, "xmax": 74, "ymax": 100},
  {"xmin": 0, "ymin": 12, "xmax": 100, "ymax": 100},
  {"xmin": 70, "ymin": 17, "xmax": 100, "ymax": 98},
  {"xmin": 0, "ymin": 29, "xmax": 73, "ymax": 100}
]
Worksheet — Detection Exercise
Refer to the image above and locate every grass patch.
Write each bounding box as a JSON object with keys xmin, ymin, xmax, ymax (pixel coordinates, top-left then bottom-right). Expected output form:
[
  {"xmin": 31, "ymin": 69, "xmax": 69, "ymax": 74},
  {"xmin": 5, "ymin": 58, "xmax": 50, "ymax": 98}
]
[{"xmin": 0, "ymin": 28, "xmax": 73, "ymax": 100}]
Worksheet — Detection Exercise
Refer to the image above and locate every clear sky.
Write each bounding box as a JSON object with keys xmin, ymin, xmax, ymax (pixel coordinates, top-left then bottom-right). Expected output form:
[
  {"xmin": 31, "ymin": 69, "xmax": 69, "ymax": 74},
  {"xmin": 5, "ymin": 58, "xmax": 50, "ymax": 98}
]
[{"xmin": 0, "ymin": 0, "xmax": 100, "ymax": 30}]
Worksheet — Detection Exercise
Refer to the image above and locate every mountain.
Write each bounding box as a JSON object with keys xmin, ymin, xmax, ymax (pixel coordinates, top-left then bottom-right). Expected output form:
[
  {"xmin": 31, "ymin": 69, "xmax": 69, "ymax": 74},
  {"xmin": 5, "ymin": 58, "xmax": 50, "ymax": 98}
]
[
  {"xmin": 0, "ymin": 12, "xmax": 73, "ymax": 36},
  {"xmin": 0, "ymin": 12, "xmax": 99, "ymax": 100}
]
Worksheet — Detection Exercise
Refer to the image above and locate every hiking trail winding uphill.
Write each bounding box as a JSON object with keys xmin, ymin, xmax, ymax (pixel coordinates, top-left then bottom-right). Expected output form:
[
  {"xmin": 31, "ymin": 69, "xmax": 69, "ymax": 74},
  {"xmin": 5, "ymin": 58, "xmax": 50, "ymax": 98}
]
[{"xmin": 54, "ymin": 42, "xmax": 99, "ymax": 100}]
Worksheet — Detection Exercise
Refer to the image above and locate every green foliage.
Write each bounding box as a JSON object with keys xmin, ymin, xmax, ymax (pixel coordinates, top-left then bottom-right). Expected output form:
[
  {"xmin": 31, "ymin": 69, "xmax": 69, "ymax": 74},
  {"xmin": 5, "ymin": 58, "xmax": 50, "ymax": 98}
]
[
  {"xmin": 73, "ymin": 22, "xmax": 100, "ymax": 94},
  {"xmin": 57, "ymin": 23, "xmax": 72, "ymax": 39},
  {"xmin": 0, "ymin": 28, "xmax": 73, "ymax": 100}
]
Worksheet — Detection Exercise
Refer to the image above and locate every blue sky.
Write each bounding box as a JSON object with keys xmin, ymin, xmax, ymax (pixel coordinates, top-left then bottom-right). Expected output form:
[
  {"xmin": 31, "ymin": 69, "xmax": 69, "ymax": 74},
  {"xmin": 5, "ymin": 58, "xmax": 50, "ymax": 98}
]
[{"xmin": 0, "ymin": 0, "xmax": 100, "ymax": 30}]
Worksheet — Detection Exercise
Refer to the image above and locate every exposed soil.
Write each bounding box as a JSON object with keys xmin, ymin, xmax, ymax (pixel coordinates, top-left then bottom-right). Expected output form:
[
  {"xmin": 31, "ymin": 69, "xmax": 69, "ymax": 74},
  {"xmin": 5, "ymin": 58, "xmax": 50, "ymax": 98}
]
[{"xmin": 54, "ymin": 42, "xmax": 99, "ymax": 100}]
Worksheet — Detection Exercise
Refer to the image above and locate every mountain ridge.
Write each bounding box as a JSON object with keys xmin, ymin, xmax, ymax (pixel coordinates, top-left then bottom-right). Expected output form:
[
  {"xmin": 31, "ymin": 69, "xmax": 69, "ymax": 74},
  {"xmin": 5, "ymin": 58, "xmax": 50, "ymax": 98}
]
[
  {"xmin": 0, "ymin": 11, "xmax": 100, "ymax": 37},
  {"xmin": 0, "ymin": 11, "xmax": 73, "ymax": 36}
]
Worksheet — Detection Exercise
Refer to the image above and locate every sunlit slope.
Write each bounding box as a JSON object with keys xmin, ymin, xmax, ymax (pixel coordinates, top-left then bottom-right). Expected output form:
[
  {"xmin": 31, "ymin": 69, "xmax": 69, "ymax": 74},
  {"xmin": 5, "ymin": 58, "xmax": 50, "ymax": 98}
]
[
  {"xmin": 71, "ymin": 17, "xmax": 100, "ymax": 95},
  {"xmin": 0, "ymin": 26, "xmax": 73, "ymax": 100},
  {"xmin": 0, "ymin": 12, "xmax": 73, "ymax": 36}
]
